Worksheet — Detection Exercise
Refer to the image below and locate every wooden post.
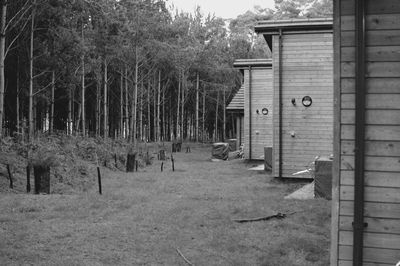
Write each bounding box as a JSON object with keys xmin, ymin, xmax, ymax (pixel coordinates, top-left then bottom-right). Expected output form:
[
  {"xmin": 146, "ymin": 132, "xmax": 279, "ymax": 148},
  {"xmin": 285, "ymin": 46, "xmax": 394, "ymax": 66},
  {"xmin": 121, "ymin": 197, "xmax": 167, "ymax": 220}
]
[
  {"xmin": 97, "ymin": 166, "xmax": 102, "ymax": 195},
  {"xmin": 161, "ymin": 162, "xmax": 164, "ymax": 172},
  {"xmin": 171, "ymin": 154, "xmax": 175, "ymax": 172},
  {"xmin": 26, "ymin": 165, "xmax": 31, "ymax": 193},
  {"xmin": 7, "ymin": 164, "xmax": 13, "ymax": 189},
  {"xmin": 126, "ymin": 152, "xmax": 136, "ymax": 172},
  {"xmin": 159, "ymin": 149, "xmax": 165, "ymax": 160},
  {"xmin": 33, "ymin": 165, "xmax": 50, "ymax": 194}
]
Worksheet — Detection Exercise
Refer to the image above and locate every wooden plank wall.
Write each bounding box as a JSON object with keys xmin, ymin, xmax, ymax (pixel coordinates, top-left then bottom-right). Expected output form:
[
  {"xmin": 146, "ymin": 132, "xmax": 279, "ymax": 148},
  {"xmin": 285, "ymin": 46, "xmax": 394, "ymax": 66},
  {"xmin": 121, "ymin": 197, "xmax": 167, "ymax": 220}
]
[
  {"xmin": 272, "ymin": 32, "xmax": 334, "ymax": 178},
  {"xmin": 334, "ymin": 0, "xmax": 400, "ymax": 265},
  {"xmin": 243, "ymin": 68, "xmax": 273, "ymax": 159}
]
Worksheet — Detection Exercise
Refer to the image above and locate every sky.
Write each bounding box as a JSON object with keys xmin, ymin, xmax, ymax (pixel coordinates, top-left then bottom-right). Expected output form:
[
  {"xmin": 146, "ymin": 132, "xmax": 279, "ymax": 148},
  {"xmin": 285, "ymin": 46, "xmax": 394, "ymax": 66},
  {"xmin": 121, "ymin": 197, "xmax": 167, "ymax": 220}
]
[{"xmin": 168, "ymin": 0, "xmax": 276, "ymax": 19}]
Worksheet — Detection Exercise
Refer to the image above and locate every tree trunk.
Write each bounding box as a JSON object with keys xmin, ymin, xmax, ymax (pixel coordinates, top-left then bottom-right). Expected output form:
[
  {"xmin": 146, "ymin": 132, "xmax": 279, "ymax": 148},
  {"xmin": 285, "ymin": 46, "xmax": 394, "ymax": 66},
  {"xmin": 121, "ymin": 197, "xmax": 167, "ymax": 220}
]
[
  {"xmin": 162, "ymin": 87, "xmax": 165, "ymax": 141},
  {"xmin": 16, "ymin": 91, "xmax": 19, "ymax": 134},
  {"xmin": 16, "ymin": 57, "xmax": 20, "ymax": 135},
  {"xmin": 124, "ymin": 65, "xmax": 129, "ymax": 139},
  {"xmin": 202, "ymin": 88, "xmax": 205, "ymax": 142},
  {"xmin": 75, "ymin": 103, "xmax": 81, "ymax": 133},
  {"xmin": 103, "ymin": 57, "xmax": 107, "ymax": 138},
  {"xmin": 95, "ymin": 82, "xmax": 99, "ymax": 137},
  {"xmin": 120, "ymin": 68, "xmax": 123, "ymax": 138},
  {"xmin": 215, "ymin": 90, "xmax": 219, "ymax": 142},
  {"xmin": 176, "ymin": 71, "xmax": 180, "ymax": 139},
  {"xmin": 139, "ymin": 79, "xmax": 143, "ymax": 141},
  {"xmin": 195, "ymin": 72, "xmax": 199, "ymax": 142},
  {"xmin": 157, "ymin": 70, "xmax": 161, "ymax": 142},
  {"xmin": 223, "ymin": 87, "xmax": 226, "ymax": 142},
  {"xmin": 181, "ymin": 72, "xmax": 185, "ymax": 139},
  {"xmin": 81, "ymin": 33, "xmax": 85, "ymax": 136},
  {"xmin": 169, "ymin": 98, "xmax": 172, "ymax": 141},
  {"xmin": 153, "ymin": 73, "xmax": 156, "ymax": 141},
  {"xmin": 132, "ymin": 55, "xmax": 138, "ymax": 145},
  {"xmin": 68, "ymin": 88, "xmax": 72, "ymax": 135},
  {"xmin": 50, "ymin": 71, "xmax": 55, "ymax": 134},
  {"xmin": 71, "ymin": 88, "xmax": 75, "ymax": 135},
  {"xmin": 28, "ymin": 4, "xmax": 35, "ymax": 141},
  {"xmin": 147, "ymin": 77, "xmax": 150, "ymax": 141},
  {"xmin": 0, "ymin": 2, "xmax": 6, "ymax": 138}
]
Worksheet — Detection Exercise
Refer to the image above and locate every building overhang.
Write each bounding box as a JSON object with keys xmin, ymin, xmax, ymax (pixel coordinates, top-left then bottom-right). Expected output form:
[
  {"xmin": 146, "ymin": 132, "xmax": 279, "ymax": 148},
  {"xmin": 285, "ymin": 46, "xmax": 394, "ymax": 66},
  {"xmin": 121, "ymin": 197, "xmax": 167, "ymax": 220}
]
[
  {"xmin": 233, "ymin": 58, "xmax": 272, "ymax": 69},
  {"xmin": 255, "ymin": 18, "xmax": 333, "ymax": 51}
]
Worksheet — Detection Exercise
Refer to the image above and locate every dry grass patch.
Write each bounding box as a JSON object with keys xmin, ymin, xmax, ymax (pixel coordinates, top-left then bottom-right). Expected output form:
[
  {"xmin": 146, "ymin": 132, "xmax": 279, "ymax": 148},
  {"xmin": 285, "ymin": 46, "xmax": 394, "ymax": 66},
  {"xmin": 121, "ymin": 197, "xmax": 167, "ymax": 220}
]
[{"xmin": 0, "ymin": 143, "xmax": 330, "ymax": 265}]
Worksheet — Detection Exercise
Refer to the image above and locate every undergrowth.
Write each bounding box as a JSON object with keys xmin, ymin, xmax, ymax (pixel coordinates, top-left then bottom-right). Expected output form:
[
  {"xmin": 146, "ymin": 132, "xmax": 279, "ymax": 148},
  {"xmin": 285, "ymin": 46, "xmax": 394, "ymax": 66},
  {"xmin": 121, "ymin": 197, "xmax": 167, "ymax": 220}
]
[{"xmin": 0, "ymin": 134, "xmax": 139, "ymax": 194}]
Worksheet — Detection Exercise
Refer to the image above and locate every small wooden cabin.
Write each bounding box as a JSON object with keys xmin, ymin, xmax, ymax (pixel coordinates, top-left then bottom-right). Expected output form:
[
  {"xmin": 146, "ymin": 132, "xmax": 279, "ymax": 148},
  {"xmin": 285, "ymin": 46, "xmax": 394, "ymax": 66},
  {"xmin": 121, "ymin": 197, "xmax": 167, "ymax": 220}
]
[
  {"xmin": 331, "ymin": 0, "xmax": 400, "ymax": 265},
  {"xmin": 226, "ymin": 85, "xmax": 244, "ymax": 150},
  {"xmin": 233, "ymin": 59, "xmax": 273, "ymax": 160},
  {"xmin": 255, "ymin": 19, "xmax": 334, "ymax": 178}
]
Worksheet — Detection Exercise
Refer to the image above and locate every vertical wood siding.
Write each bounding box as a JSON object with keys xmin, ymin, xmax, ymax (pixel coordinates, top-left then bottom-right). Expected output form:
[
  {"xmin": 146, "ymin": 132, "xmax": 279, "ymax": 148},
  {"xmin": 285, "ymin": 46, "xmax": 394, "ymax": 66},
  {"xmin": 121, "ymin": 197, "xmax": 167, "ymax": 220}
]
[
  {"xmin": 334, "ymin": 0, "xmax": 400, "ymax": 265},
  {"xmin": 243, "ymin": 68, "xmax": 273, "ymax": 159},
  {"xmin": 272, "ymin": 32, "xmax": 334, "ymax": 178}
]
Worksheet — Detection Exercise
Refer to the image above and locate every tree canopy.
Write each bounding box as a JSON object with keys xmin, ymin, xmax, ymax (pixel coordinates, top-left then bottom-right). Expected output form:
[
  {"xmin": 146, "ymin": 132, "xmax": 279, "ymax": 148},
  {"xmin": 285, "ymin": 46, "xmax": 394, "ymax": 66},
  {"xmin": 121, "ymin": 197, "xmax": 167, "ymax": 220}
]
[{"xmin": 0, "ymin": 0, "xmax": 332, "ymax": 142}]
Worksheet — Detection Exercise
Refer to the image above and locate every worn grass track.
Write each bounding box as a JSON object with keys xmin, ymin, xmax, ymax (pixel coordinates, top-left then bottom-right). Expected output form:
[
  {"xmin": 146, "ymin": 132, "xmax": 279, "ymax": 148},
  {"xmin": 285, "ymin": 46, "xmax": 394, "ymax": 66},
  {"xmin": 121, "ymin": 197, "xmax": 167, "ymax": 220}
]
[{"xmin": 0, "ymin": 144, "xmax": 330, "ymax": 265}]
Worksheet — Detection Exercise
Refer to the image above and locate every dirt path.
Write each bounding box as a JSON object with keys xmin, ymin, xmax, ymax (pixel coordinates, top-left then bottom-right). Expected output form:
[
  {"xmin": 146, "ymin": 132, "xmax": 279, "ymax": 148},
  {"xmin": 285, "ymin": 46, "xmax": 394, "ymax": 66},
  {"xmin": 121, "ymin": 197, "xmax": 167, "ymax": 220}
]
[{"xmin": 0, "ymin": 145, "xmax": 330, "ymax": 266}]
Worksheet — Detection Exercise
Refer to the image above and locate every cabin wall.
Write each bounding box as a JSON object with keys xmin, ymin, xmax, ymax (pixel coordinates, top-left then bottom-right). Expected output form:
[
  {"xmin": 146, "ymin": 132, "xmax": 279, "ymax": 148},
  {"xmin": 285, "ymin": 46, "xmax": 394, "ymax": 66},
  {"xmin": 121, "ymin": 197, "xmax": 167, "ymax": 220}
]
[
  {"xmin": 272, "ymin": 31, "xmax": 334, "ymax": 178},
  {"xmin": 243, "ymin": 67, "xmax": 273, "ymax": 159},
  {"xmin": 332, "ymin": 0, "xmax": 400, "ymax": 265}
]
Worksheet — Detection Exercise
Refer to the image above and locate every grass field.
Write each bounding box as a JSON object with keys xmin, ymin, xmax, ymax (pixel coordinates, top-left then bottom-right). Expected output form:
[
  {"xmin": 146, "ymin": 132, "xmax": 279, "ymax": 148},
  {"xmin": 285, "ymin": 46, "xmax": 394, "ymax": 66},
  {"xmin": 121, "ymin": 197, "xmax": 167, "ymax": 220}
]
[{"xmin": 0, "ymin": 143, "xmax": 331, "ymax": 266}]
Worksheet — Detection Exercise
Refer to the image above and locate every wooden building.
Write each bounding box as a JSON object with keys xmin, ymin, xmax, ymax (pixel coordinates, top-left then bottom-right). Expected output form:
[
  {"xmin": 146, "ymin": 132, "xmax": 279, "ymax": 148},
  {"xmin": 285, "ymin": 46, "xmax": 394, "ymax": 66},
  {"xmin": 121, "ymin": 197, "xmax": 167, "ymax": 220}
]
[
  {"xmin": 226, "ymin": 85, "xmax": 244, "ymax": 150},
  {"xmin": 233, "ymin": 59, "xmax": 273, "ymax": 160},
  {"xmin": 255, "ymin": 18, "xmax": 334, "ymax": 178},
  {"xmin": 331, "ymin": 0, "xmax": 400, "ymax": 265}
]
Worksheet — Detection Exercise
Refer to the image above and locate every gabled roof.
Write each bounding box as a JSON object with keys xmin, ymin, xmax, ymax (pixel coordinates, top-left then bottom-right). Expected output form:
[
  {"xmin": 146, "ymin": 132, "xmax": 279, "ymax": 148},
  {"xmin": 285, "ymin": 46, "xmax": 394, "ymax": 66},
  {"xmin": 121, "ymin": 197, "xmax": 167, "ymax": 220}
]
[
  {"xmin": 227, "ymin": 85, "xmax": 244, "ymax": 111},
  {"xmin": 255, "ymin": 18, "xmax": 333, "ymax": 50},
  {"xmin": 228, "ymin": 58, "xmax": 271, "ymax": 112}
]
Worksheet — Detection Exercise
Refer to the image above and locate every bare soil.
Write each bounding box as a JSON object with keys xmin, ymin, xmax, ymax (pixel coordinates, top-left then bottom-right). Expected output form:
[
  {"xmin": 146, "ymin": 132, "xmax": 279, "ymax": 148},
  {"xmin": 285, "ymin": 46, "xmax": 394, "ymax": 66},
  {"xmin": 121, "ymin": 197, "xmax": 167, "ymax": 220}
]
[{"xmin": 0, "ymin": 143, "xmax": 330, "ymax": 266}]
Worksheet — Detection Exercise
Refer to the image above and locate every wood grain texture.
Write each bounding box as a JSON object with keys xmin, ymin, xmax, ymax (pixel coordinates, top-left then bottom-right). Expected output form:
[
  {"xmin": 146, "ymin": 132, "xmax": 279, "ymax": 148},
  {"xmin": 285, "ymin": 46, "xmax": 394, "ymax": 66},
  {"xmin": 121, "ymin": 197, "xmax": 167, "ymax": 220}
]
[
  {"xmin": 339, "ymin": 231, "xmax": 400, "ymax": 249},
  {"xmin": 243, "ymin": 67, "xmax": 273, "ymax": 159},
  {"xmin": 341, "ymin": 78, "xmax": 400, "ymax": 94},
  {"xmin": 339, "ymin": 260, "xmax": 392, "ymax": 266},
  {"xmin": 338, "ymin": 245, "xmax": 399, "ymax": 264},
  {"xmin": 340, "ymin": 154, "xmax": 400, "ymax": 172},
  {"xmin": 340, "ymin": 216, "xmax": 400, "ymax": 234},
  {"xmin": 340, "ymin": 170, "xmax": 400, "ymax": 188},
  {"xmin": 333, "ymin": 4, "xmax": 400, "ymax": 264},
  {"xmin": 340, "ymin": 185, "xmax": 400, "ymax": 203},
  {"xmin": 340, "ymin": 0, "xmax": 400, "ymax": 15},
  {"xmin": 272, "ymin": 32, "xmax": 333, "ymax": 178},
  {"xmin": 341, "ymin": 125, "xmax": 400, "ymax": 141},
  {"xmin": 341, "ymin": 140, "xmax": 400, "ymax": 156},
  {"xmin": 340, "ymin": 201, "xmax": 400, "ymax": 219}
]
